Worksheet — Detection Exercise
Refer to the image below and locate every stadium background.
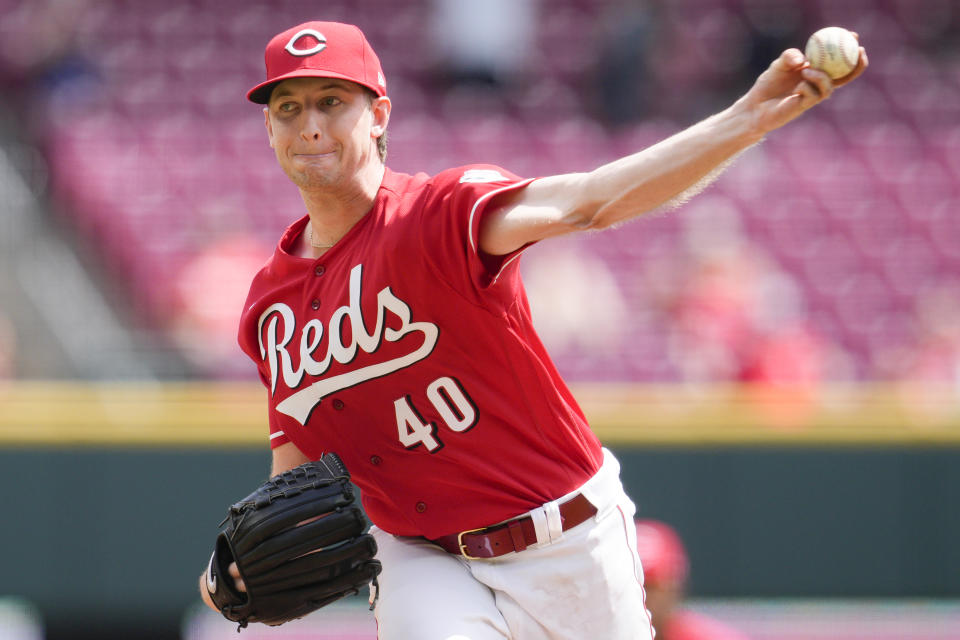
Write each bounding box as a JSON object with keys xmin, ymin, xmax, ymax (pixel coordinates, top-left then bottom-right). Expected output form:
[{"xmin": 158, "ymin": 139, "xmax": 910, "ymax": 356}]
[{"xmin": 0, "ymin": 0, "xmax": 958, "ymax": 638}]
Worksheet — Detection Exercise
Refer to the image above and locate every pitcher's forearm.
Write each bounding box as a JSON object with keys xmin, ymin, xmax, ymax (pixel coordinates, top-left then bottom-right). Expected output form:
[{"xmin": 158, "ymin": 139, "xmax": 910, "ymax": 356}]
[{"xmin": 585, "ymin": 103, "xmax": 762, "ymax": 228}]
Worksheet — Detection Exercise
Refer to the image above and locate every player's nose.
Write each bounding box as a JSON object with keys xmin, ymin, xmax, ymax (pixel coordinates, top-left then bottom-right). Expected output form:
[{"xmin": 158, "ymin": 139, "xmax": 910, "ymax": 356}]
[{"xmin": 299, "ymin": 110, "xmax": 324, "ymax": 142}]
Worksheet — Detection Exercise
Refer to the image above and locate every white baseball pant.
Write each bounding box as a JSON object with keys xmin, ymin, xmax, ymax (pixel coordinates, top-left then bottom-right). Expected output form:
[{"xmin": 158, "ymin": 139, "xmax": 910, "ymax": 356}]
[{"xmin": 370, "ymin": 448, "xmax": 655, "ymax": 639}]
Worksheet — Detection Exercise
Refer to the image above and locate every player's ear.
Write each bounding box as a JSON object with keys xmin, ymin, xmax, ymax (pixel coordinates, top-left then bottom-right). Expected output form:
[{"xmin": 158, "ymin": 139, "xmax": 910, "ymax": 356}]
[
  {"xmin": 370, "ymin": 96, "xmax": 391, "ymax": 139},
  {"xmin": 263, "ymin": 107, "xmax": 275, "ymax": 148}
]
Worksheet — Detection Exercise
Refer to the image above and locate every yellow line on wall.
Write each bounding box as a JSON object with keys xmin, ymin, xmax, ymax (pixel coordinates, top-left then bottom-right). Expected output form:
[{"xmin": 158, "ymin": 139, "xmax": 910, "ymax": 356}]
[
  {"xmin": 1, "ymin": 381, "xmax": 958, "ymax": 447},
  {"xmin": 0, "ymin": 382, "xmax": 269, "ymax": 447},
  {"xmin": 573, "ymin": 382, "xmax": 960, "ymax": 446}
]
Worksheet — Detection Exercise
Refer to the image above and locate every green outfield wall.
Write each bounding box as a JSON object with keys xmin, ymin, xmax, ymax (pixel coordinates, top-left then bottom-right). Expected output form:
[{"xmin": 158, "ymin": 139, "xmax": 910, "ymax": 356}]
[{"xmin": 1, "ymin": 383, "xmax": 958, "ymax": 639}]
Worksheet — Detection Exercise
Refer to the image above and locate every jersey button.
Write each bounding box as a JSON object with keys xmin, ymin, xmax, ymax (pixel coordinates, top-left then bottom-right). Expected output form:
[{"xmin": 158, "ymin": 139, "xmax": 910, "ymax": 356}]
[
  {"xmin": 370, "ymin": 455, "xmax": 382, "ymax": 466},
  {"xmin": 415, "ymin": 501, "xmax": 427, "ymax": 513},
  {"xmin": 332, "ymin": 398, "xmax": 345, "ymax": 410},
  {"xmin": 310, "ymin": 299, "xmax": 321, "ymax": 310},
  {"xmin": 314, "ymin": 264, "xmax": 325, "ymax": 276}
]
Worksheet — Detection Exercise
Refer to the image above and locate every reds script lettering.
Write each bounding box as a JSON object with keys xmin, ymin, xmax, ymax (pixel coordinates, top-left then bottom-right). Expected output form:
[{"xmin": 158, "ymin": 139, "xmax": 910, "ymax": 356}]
[{"xmin": 258, "ymin": 264, "xmax": 439, "ymax": 425}]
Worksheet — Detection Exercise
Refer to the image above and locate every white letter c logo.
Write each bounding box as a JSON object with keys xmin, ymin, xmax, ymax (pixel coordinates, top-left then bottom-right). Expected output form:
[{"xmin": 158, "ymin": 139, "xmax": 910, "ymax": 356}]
[{"xmin": 284, "ymin": 29, "xmax": 327, "ymax": 57}]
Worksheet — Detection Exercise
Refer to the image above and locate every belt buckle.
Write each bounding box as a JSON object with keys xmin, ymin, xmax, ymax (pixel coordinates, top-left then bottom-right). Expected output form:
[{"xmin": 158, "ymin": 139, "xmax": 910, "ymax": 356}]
[{"xmin": 456, "ymin": 527, "xmax": 487, "ymax": 560}]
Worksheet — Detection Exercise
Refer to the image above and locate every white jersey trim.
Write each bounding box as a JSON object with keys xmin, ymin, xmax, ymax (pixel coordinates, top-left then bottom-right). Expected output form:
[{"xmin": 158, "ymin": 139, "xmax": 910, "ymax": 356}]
[
  {"xmin": 269, "ymin": 430, "xmax": 285, "ymax": 440},
  {"xmin": 492, "ymin": 252, "xmax": 524, "ymax": 284},
  {"xmin": 466, "ymin": 177, "xmax": 537, "ymax": 261}
]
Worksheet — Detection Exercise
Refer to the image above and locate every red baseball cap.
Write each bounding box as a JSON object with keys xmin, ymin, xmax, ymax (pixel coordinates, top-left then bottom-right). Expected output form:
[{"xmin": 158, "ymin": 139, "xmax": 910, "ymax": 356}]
[
  {"xmin": 247, "ymin": 21, "xmax": 386, "ymax": 104},
  {"xmin": 635, "ymin": 519, "xmax": 690, "ymax": 587}
]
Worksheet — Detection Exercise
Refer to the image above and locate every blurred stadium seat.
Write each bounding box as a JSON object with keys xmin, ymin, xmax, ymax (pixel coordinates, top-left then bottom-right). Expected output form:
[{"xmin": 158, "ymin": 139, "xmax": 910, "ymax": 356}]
[{"xmin": 5, "ymin": 0, "xmax": 957, "ymax": 383}]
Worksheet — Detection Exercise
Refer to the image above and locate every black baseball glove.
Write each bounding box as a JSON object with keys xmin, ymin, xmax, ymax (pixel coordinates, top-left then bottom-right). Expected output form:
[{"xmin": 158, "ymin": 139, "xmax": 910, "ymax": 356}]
[{"xmin": 204, "ymin": 453, "xmax": 381, "ymax": 629}]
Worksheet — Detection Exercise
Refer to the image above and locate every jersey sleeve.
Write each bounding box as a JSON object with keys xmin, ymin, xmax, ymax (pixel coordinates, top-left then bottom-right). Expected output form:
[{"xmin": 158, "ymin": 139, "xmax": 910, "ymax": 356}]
[
  {"xmin": 241, "ymin": 365, "xmax": 292, "ymax": 448},
  {"xmin": 265, "ymin": 386, "xmax": 292, "ymax": 448},
  {"xmin": 418, "ymin": 165, "xmax": 536, "ymax": 294}
]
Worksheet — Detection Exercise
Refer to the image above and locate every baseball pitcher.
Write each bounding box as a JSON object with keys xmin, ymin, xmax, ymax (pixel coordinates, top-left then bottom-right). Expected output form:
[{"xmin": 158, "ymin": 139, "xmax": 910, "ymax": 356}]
[{"xmin": 198, "ymin": 20, "xmax": 867, "ymax": 639}]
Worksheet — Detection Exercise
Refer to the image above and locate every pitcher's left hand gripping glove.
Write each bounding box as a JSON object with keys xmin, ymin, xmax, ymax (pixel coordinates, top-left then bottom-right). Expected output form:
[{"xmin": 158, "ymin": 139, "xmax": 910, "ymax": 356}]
[{"xmin": 204, "ymin": 453, "xmax": 381, "ymax": 628}]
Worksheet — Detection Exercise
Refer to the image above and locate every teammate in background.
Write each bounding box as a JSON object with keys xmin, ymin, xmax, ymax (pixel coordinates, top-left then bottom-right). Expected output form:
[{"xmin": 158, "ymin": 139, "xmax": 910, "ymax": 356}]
[
  {"xmin": 636, "ymin": 519, "xmax": 750, "ymax": 640},
  {"xmin": 199, "ymin": 20, "xmax": 866, "ymax": 639}
]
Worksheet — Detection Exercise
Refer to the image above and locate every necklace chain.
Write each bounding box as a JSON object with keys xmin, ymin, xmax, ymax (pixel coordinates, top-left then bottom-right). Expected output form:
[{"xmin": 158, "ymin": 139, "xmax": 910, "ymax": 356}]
[{"xmin": 308, "ymin": 224, "xmax": 335, "ymax": 249}]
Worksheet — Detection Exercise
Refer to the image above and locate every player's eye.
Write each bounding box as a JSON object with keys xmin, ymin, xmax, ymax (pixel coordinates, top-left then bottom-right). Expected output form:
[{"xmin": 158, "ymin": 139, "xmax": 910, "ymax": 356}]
[
  {"xmin": 319, "ymin": 96, "xmax": 342, "ymax": 107},
  {"xmin": 277, "ymin": 102, "xmax": 297, "ymax": 113}
]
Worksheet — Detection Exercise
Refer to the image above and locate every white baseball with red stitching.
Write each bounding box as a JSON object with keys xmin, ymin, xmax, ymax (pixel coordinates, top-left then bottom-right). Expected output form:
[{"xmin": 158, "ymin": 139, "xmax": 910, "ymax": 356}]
[{"xmin": 805, "ymin": 27, "xmax": 860, "ymax": 80}]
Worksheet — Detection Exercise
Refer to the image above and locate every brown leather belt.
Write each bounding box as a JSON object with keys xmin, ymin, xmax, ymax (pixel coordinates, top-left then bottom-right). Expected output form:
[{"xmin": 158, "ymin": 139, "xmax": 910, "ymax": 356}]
[{"xmin": 431, "ymin": 493, "xmax": 597, "ymax": 560}]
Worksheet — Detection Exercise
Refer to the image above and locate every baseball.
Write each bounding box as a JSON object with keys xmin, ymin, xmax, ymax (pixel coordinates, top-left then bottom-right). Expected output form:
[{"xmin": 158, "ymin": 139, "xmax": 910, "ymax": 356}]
[{"xmin": 804, "ymin": 27, "xmax": 860, "ymax": 79}]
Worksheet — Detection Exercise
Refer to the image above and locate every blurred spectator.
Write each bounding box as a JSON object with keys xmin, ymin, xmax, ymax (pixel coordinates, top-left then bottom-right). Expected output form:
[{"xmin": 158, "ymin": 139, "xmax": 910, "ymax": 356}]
[
  {"xmin": 651, "ymin": 195, "xmax": 831, "ymax": 387},
  {"xmin": 635, "ymin": 194, "xmax": 855, "ymax": 427},
  {"xmin": 522, "ymin": 237, "xmax": 629, "ymax": 371},
  {"xmin": 635, "ymin": 519, "xmax": 749, "ymax": 640},
  {"xmin": 170, "ymin": 234, "xmax": 272, "ymax": 375},
  {"xmin": 881, "ymin": 280, "xmax": 960, "ymax": 425},
  {"xmin": 891, "ymin": 0, "xmax": 959, "ymax": 55},
  {"xmin": 591, "ymin": 0, "xmax": 660, "ymax": 125},
  {"xmin": 602, "ymin": 0, "xmax": 756, "ymax": 124},
  {"xmin": 428, "ymin": 0, "xmax": 536, "ymax": 90},
  {"xmin": 902, "ymin": 280, "xmax": 960, "ymax": 385},
  {"xmin": 0, "ymin": 0, "xmax": 97, "ymax": 120},
  {"xmin": 739, "ymin": 0, "xmax": 810, "ymax": 81}
]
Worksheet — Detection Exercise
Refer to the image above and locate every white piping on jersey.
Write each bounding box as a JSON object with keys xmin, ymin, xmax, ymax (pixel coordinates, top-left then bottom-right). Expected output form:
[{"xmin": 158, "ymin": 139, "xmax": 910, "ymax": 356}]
[
  {"xmin": 269, "ymin": 431, "xmax": 285, "ymax": 440},
  {"xmin": 466, "ymin": 178, "xmax": 537, "ymax": 282},
  {"xmin": 493, "ymin": 252, "xmax": 524, "ymax": 284}
]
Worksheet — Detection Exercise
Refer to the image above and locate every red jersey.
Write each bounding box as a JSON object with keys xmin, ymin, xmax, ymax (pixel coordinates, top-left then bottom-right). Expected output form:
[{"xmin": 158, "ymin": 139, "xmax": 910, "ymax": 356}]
[{"xmin": 238, "ymin": 166, "xmax": 603, "ymax": 539}]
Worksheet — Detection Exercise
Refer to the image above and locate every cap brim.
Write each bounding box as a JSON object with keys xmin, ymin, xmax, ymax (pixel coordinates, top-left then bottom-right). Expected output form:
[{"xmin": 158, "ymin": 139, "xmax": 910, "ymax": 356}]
[{"xmin": 246, "ymin": 68, "xmax": 384, "ymax": 103}]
